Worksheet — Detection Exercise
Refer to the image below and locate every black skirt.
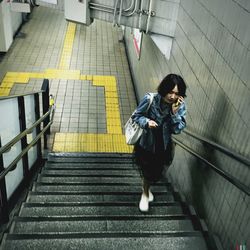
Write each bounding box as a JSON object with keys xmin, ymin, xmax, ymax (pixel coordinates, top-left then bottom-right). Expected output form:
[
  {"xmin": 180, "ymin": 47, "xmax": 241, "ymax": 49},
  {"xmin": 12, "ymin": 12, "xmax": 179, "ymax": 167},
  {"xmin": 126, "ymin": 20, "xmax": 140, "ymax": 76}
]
[{"xmin": 134, "ymin": 127, "xmax": 172, "ymax": 183}]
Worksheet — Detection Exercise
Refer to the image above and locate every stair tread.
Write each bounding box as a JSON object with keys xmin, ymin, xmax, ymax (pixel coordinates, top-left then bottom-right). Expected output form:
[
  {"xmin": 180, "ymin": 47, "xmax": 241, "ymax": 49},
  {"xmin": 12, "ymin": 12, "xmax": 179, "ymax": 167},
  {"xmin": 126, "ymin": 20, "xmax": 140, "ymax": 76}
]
[
  {"xmin": 48, "ymin": 152, "xmax": 134, "ymax": 163},
  {"xmin": 27, "ymin": 191, "xmax": 173, "ymax": 202},
  {"xmin": 45, "ymin": 163, "xmax": 135, "ymax": 169},
  {"xmin": 41, "ymin": 170, "xmax": 139, "ymax": 176},
  {"xmin": 33, "ymin": 183, "xmax": 171, "ymax": 192},
  {"xmin": 38, "ymin": 176, "xmax": 143, "ymax": 183},
  {"xmin": 13, "ymin": 214, "xmax": 189, "ymax": 220},
  {"xmin": 20, "ymin": 202, "xmax": 183, "ymax": 217},
  {"xmin": 2, "ymin": 233, "xmax": 208, "ymax": 250},
  {"xmin": 11, "ymin": 219, "xmax": 194, "ymax": 233}
]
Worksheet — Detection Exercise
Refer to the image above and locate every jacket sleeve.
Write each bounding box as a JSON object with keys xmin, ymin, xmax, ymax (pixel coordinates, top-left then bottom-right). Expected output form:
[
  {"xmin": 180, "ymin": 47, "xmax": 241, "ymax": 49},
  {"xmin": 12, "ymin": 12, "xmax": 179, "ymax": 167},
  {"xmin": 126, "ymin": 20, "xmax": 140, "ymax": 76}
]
[
  {"xmin": 132, "ymin": 93, "xmax": 152, "ymax": 129},
  {"xmin": 170, "ymin": 102, "xmax": 187, "ymax": 134}
]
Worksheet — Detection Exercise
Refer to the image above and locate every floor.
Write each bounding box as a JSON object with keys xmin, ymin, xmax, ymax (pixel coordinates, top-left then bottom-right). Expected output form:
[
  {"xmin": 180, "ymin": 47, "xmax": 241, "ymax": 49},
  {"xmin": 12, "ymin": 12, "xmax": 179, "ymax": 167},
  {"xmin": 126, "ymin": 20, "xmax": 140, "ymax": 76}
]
[{"xmin": 0, "ymin": 6, "xmax": 137, "ymax": 153}]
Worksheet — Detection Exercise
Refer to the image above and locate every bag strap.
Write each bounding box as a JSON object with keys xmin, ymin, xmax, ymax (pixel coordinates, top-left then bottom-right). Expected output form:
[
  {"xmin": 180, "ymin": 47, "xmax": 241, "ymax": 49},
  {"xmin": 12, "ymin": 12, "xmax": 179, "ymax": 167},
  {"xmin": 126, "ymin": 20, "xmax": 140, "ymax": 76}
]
[
  {"xmin": 131, "ymin": 93, "xmax": 155, "ymax": 116},
  {"xmin": 145, "ymin": 93, "xmax": 155, "ymax": 113}
]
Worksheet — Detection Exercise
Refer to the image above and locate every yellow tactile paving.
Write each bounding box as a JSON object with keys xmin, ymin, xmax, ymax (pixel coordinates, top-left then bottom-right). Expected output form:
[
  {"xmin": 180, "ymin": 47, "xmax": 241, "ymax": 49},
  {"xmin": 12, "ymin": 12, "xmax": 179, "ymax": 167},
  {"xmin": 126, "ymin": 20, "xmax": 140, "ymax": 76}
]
[
  {"xmin": 0, "ymin": 19, "xmax": 132, "ymax": 154},
  {"xmin": 58, "ymin": 22, "xmax": 76, "ymax": 69},
  {"xmin": 53, "ymin": 133, "xmax": 132, "ymax": 153},
  {"xmin": 79, "ymin": 75, "xmax": 87, "ymax": 80},
  {"xmin": 0, "ymin": 82, "xmax": 14, "ymax": 88},
  {"xmin": 52, "ymin": 75, "xmax": 131, "ymax": 153},
  {"xmin": 0, "ymin": 73, "xmax": 131, "ymax": 152},
  {"xmin": 0, "ymin": 87, "xmax": 11, "ymax": 96},
  {"xmin": 86, "ymin": 75, "xmax": 93, "ymax": 81}
]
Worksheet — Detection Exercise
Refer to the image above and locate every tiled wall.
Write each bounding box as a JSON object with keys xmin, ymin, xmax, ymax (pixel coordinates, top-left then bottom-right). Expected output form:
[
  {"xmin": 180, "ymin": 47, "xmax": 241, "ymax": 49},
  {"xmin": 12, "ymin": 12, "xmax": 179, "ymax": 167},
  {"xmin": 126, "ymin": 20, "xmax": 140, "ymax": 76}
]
[{"xmin": 124, "ymin": 0, "xmax": 250, "ymax": 249}]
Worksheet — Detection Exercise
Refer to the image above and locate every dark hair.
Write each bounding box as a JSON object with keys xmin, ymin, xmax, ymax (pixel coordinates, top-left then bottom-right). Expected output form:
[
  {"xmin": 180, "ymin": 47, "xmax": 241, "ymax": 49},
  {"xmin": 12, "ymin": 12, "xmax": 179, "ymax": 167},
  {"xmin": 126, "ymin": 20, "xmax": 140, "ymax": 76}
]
[{"xmin": 157, "ymin": 74, "xmax": 187, "ymax": 97}]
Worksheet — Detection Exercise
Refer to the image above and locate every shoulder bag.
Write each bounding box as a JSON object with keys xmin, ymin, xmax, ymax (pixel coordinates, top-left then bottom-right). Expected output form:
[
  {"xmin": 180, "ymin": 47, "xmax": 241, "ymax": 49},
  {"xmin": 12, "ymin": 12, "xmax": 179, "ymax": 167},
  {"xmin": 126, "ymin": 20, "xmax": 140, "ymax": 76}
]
[{"xmin": 124, "ymin": 93, "xmax": 154, "ymax": 145}]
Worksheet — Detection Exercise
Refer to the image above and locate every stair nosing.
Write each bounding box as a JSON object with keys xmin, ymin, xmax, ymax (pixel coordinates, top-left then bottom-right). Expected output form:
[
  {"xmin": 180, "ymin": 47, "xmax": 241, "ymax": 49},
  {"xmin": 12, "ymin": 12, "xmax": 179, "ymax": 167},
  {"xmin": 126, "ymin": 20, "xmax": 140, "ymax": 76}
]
[
  {"xmin": 28, "ymin": 191, "xmax": 172, "ymax": 195},
  {"xmin": 40, "ymin": 174, "xmax": 139, "ymax": 178},
  {"xmin": 14, "ymin": 214, "xmax": 190, "ymax": 221},
  {"xmin": 5, "ymin": 231, "xmax": 204, "ymax": 240},
  {"xmin": 22, "ymin": 201, "xmax": 180, "ymax": 207},
  {"xmin": 34, "ymin": 182, "xmax": 170, "ymax": 186}
]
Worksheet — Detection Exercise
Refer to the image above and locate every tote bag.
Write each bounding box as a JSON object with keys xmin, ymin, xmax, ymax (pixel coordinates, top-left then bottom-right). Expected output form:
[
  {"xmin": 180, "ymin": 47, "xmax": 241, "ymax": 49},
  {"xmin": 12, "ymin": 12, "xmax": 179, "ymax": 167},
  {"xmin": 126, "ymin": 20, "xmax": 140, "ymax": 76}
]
[{"xmin": 125, "ymin": 93, "xmax": 154, "ymax": 145}]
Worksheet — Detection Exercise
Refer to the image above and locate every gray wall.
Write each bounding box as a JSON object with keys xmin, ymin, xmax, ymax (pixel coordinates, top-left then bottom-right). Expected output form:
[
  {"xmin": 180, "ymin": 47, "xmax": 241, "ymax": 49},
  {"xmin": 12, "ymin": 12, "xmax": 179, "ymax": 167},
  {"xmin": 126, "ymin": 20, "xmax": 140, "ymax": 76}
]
[
  {"xmin": 124, "ymin": 0, "xmax": 250, "ymax": 249},
  {"xmin": 36, "ymin": 0, "xmax": 64, "ymax": 11}
]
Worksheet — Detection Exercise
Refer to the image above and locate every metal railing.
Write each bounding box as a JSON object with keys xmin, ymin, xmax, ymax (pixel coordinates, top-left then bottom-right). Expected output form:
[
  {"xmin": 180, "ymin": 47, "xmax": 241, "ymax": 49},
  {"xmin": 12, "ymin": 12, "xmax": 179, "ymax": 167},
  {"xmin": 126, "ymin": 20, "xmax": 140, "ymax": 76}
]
[
  {"xmin": 0, "ymin": 79, "xmax": 54, "ymax": 223},
  {"xmin": 0, "ymin": 106, "xmax": 55, "ymax": 181},
  {"xmin": 172, "ymin": 130, "xmax": 250, "ymax": 196},
  {"xmin": 183, "ymin": 129, "xmax": 250, "ymax": 167}
]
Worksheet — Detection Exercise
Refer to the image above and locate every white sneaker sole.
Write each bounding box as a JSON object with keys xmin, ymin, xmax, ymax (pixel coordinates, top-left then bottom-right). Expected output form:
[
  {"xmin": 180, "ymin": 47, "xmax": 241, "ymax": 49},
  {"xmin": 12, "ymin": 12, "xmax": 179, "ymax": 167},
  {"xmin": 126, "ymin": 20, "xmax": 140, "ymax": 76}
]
[{"xmin": 139, "ymin": 194, "xmax": 149, "ymax": 212}]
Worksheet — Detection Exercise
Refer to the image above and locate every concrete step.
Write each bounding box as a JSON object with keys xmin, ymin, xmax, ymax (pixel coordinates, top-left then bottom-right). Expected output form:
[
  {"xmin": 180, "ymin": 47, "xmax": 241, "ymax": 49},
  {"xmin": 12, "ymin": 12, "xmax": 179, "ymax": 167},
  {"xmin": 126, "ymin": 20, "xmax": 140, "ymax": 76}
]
[
  {"xmin": 45, "ymin": 162, "xmax": 134, "ymax": 169},
  {"xmin": 37, "ymin": 175, "xmax": 144, "ymax": 184},
  {"xmin": 19, "ymin": 202, "xmax": 183, "ymax": 217},
  {"xmin": 33, "ymin": 183, "xmax": 171, "ymax": 192},
  {"xmin": 41, "ymin": 169, "xmax": 138, "ymax": 176},
  {"xmin": 27, "ymin": 191, "xmax": 174, "ymax": 203},
  {"xmin": 1, "ymin": 232, "xmax": 208, "ymax": 250},
  {"xmin": 48, "ymin": 152, "xmax": 134, "ymax": 163},
  {"xmin": 11, "ymin": 217, "xmax": 194, "ymax": 234}
]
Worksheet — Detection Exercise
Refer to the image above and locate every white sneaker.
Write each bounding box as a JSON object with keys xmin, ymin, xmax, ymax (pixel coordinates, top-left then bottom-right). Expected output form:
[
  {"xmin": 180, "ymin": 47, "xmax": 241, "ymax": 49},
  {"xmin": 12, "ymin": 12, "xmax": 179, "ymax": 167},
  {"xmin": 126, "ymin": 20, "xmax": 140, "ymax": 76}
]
[
  {"xmin": 139, "ymin": 193, "xmax": 149, "ymax": 212},
  {"xmin": 148, "ymin": 189, "xmax": 154, "ymax": 202}
]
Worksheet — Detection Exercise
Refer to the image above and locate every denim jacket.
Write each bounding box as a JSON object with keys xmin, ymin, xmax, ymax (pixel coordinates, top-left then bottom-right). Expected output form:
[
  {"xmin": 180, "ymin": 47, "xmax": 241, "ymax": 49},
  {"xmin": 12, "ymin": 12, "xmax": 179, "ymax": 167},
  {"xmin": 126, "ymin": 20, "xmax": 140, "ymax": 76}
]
[{"xmin": 132, "ymin": 92, "xmax": 186, "ymax": 152}]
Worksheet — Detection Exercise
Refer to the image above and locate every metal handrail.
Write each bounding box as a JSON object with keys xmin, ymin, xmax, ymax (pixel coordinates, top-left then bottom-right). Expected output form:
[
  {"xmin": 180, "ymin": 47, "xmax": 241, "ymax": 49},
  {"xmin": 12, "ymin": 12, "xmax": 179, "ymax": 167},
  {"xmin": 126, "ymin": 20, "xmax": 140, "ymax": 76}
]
[
  {"xmin": 0, "ymin": 90, "xmax": 44, "ymax": 100},
  {"xmin": 89, "ymin": 1, "xmax": 138, "ymax": 17},
  {"xmin": 183, "ymin": 129, "xmax": 250, "ymax": 166},
  {"xmin": 145, "ymin": 0, "xmax": 153, "ymax": 33},
  {"xmin": 0, "ymin": 107, "xmax": 55, "ymax": 181},
  {"xmin": 172, "ymin": 137, "xmax": 250, "ymax": 196},
  {"xmin": 0, "ymin": 109, "xmax": 51, "ymax": 155}
]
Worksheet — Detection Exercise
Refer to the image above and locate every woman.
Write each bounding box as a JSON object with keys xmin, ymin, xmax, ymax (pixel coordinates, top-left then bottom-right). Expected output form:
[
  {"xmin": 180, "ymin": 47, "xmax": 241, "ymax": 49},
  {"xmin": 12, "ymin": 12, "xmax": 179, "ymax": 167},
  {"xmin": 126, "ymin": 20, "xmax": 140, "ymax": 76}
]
[{"xmin": 132, "ymin": 74, "xmax": 187, "ymax": 212}]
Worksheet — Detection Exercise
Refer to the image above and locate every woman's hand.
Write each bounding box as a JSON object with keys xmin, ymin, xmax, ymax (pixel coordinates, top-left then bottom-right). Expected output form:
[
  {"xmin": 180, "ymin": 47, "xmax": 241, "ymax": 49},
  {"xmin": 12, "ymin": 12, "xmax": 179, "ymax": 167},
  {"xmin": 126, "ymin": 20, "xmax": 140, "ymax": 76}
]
[
  {"xmin": 148, "ymin": 120, "xmax": 158, "ymax": 128},
  {"xmin": 172, "ymin": 96, "xmax": 184, "ymax": 114}
]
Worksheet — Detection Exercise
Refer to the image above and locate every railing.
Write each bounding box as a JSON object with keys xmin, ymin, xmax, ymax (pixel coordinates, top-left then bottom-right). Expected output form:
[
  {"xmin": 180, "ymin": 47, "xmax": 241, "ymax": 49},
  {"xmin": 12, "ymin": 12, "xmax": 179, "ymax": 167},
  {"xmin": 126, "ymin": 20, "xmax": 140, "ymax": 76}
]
[
  {"xmin": 0, "ymin": 79, "xmax": 55, "ymax": 223},
  {"xmin": 0, "ymin": 107, "xmax": 54, "ymax": 181},
  {"xmin": 183, "ymin": 129, "xmax": 250, "ymax": 166},
  {"xmin": 172, "ymin": 130, "xmax": 250, "ymax": 196}
]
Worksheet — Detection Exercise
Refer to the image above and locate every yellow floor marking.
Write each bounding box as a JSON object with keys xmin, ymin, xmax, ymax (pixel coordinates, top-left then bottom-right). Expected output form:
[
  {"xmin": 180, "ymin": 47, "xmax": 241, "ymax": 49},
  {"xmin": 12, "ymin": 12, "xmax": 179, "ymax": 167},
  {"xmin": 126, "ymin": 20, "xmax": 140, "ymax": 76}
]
[
  {"xmin": 53, "ymin": 133, "xmax": 132, "ymax": 153},
  {"xmin": 52, "ymin": 75, "xmax": 132, "ymax": 153},
  {"xmin": 58, "ymin": 22, "xmax": 76, "ymax": 69},
  {"xmin": 0, "ymin": 71, "xmax": 133, "ymax": 153},
  {"xmin": 0, "ymin": 21, "xmax": 133, "ymax": 153}
]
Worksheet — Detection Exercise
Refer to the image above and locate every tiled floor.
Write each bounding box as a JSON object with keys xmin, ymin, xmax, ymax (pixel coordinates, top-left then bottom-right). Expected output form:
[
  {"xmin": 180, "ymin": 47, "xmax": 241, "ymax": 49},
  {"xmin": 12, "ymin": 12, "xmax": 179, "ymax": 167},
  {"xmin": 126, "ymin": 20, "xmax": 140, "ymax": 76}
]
[{"xmin": 0, "ymin": 6, "xmax": 137, "ymax": 153}]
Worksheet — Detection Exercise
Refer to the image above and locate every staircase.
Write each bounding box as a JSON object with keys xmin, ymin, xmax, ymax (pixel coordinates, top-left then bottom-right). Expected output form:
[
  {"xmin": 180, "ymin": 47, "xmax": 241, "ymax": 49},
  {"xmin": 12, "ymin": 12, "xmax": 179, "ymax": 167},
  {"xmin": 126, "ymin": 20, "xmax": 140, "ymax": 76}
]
[{"xmin": 0, "ymin": 153, "xmax": 217, "ymax": 250}]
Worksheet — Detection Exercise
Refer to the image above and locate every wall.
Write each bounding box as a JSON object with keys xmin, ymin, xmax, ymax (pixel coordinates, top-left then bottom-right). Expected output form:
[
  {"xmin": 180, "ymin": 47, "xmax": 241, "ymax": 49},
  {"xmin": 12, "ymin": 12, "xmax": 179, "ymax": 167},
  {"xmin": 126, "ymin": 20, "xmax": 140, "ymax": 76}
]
[
  {"xmin": 124, "ymin": 0, "xmax": 250, "ymax": 249},
  {"xmin": 36, "ymin": 0, "xmax": 64, "ymax": 11},
  {"xmin": 0, "ymin": 1, "xmax": 22, "ymax": 52},
  {"xmin": 10, "ymin": 9, "xmax": 22, "ymax": 35}
]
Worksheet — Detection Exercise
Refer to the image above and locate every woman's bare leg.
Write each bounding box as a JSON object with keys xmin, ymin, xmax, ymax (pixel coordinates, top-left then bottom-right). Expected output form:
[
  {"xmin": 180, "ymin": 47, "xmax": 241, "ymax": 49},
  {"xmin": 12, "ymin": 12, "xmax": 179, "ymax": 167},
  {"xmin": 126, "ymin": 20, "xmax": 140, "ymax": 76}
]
[{"xmin": 142, "ymin": 178, "xmax": 150, "ymax": 197}]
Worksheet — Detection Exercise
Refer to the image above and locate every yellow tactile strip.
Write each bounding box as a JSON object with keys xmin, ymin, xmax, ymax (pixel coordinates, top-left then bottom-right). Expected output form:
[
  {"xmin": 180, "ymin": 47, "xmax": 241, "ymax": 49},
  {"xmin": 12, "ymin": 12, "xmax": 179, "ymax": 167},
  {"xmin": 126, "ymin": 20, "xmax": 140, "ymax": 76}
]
[
  {"xmin": 0, "ymin": 71, "xmax": 133, "ymax": 153},
  {"xmin": 0, "ymin": 21, "xmax": 133, "ymax": 153},
  {"xmin": 92, "ymin": 75, "xmax": 122, "ymax": 134},
  {"xmin": 53, "ymin": 133, "xmax": 132, "ymax": 153},
  {"xmin": 52, "ymin": 75, "xmax": 132, "ymax": 153},
  {"xmin": 58, "ymin": 22, "xmax": 76, "ymax": 70},
  {"xmin": 0, "ymin": 70, "xmax": 81, "ymax": 96}
]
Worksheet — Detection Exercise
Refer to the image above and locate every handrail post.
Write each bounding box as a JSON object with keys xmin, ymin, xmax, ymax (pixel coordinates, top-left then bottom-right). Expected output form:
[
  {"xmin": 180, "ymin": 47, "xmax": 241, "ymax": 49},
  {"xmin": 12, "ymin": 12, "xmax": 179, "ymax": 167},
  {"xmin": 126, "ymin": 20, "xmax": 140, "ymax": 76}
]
[
  {"xmin": 0, "ymin": 138, "xmax": 9, "ymax": 223},
  {"xmin": 18, "ymin": 96, "xmax": 29, "ymax": 177},
  {"xmin": 34, "ymin": 93, "xmax": 42, "ymax": 160},
  {"xmin": 41, "ymin": 79, "xmax": 50, "ymax": 149}
]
